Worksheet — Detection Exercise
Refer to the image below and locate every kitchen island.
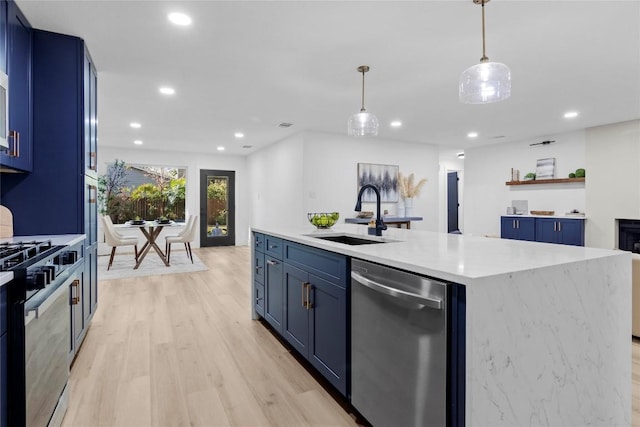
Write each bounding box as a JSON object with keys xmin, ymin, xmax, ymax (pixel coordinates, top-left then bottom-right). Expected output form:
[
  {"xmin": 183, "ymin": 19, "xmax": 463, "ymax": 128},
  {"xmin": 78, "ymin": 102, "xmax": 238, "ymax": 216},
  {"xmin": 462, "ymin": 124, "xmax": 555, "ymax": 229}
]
[{"xmin": 250, "ymin": 224, "xmax": 631, "ymax": 427}]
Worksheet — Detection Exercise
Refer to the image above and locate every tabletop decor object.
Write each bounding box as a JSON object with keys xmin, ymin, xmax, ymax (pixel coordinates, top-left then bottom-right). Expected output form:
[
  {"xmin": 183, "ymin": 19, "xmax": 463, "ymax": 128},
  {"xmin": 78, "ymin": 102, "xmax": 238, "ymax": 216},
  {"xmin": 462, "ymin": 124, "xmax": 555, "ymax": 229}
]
[
  {"xmin": 308, "ymin": 212, "xmax": 339, "ymax": 229},
  {"xmin": 398, "ymin": 172, "xmax": 427, "ymax": 217}
]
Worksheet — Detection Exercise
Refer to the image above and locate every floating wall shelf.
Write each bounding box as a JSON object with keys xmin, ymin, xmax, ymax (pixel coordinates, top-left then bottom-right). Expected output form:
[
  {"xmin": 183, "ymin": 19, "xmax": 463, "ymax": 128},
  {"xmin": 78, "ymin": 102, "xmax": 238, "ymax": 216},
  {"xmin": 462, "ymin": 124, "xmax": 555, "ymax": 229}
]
[{"xmin": 505, "ymin": 177, "xmax": 585, "ymax": 186}]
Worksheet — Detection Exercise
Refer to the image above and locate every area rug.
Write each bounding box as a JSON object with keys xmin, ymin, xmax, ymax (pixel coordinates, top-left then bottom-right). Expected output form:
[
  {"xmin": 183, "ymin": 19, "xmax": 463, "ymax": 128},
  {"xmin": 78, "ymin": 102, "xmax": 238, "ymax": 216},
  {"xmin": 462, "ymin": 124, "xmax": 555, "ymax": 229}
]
[{"xmin": 98, "ymin": 251, "xmax": 208, "ymax": 280}]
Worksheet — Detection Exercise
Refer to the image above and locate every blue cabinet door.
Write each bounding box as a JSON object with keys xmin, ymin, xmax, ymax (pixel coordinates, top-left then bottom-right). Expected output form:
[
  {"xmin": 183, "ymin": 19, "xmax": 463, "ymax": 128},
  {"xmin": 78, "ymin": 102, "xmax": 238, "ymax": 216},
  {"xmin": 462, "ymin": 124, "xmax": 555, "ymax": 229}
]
[
  {"xmin": 501, "ymin": 217, "xmax": 535, "ymax": 241},
  {"xmin": 500, "ymin": 217, "xmax": 518, "ymax": 240},
  {"xmin": 264, "ymin": 255, "xmax": 284, "ymax": 333},
  {"xmin": 535, "ymin": 218, "xmax": 558, "ymax": 243},
  {"xmin": 283, "ymin": 263, "xmax": 309, "ymax": 356},
  {"xmin": 557, "ymin": 219, "xmax": 584, "ymax": 246},
  {"xmin": 83, "ymin": 50, "xmax": 97, "ymax": 178},
  {"xmin": 0, "ymin": 332, "xmax": 6, "ymax": 427},
  {"xmin": 254, "ymin": 282, "xmax": 265, "ymax": 317},
  {"xmin": 254, "ymin": 251, "xmax": 264, "ymax": 284},
  {"xmin": 308, "ymin": 273, "xmax": 347, "ymax": 396},
  {"xmin": 0, "ymin": 1, "xmax": 31, "ymax": 172}
]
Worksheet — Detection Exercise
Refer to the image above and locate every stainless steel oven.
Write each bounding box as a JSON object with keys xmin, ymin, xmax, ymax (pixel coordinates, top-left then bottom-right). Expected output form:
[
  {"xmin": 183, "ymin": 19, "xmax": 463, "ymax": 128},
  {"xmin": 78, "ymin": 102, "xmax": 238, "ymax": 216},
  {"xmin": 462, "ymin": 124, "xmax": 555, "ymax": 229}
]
[{"xmin": 2, "ymin": 239, "xmax": 82, "ymax": 427}]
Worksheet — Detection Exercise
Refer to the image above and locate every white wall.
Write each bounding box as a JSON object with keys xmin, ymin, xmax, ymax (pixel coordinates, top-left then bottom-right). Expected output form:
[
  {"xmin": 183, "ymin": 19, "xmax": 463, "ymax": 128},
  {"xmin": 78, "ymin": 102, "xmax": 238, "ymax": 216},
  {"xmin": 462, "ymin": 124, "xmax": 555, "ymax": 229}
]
[
  {"xmin": 247, "ymin": 131, "xmax": 440, "ymax": 232},
  {"xmin": 247, "ymin": 134, "xmax": 305, "ymax": 231},
  {"xmin": 464, "ymin": 130, "xmax": 587, "ymax": 237},
  {"xmin": 585, "ymin": 119, "xmax": 640, "ymax": 249},
  {"xmin": 98, "ymin": 146, "xmax": 249, "ymax": 247}
]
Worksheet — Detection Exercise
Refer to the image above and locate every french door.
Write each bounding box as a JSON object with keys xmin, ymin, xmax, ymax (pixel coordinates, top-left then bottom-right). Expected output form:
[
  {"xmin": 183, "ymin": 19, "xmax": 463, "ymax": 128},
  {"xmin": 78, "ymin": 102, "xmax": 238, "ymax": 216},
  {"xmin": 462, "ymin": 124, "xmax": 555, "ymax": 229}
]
[{"xmin": 200, "ymin": 169, "xmax": 235, "ymax": 247}]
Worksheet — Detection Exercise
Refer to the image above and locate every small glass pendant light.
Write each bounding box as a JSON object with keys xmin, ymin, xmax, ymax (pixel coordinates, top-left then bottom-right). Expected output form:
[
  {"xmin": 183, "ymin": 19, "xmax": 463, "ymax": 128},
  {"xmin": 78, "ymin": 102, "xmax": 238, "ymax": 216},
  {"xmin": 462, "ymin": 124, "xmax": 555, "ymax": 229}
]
[
  {"xmin": 459, "ymin": 0, "xmax": 511, "ymax": 104},
  {"xmin": 348, "ymin": 65, "xmax": 379, "ymax": 137}
]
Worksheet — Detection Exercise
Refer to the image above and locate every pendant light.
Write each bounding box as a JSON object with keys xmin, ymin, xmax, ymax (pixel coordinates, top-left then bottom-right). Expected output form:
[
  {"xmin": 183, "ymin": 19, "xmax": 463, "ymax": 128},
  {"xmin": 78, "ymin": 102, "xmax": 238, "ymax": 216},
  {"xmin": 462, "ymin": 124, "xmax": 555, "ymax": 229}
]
[
  {"xmin": 348, "ymin": 65, "xmax": 379, "ymax": 137},
  {"xmin": 459, "ymin": 0, "xmax": 511, "ymax": 104}
]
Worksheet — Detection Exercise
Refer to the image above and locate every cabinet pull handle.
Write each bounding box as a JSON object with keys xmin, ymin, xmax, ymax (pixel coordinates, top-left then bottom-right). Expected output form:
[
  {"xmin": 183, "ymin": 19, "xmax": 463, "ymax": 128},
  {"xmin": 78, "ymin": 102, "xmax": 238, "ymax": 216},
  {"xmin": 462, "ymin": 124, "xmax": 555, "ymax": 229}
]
[
  {"xmin": 306, "ymin": 283, "xmax": 313, "ymax": 309},
  {"xmin": 90, "ymin": 152, "xmax": 97, "ymax": 170},
  {"xmin": 266, "ymin": 259, "xmax": 278, "ymax": 265},
  {"xmin": 71, "ymin": 279, "xmax": 80, "ymax": 305},
  {"xmin": 558, "ymin": 221, "xmax": 561, "ymax": 232},
  {"xmin": 8, "ymin": 130, "xmax": 18, "ymax": 157},
  {"xmin": 512, "ymin": 219, "xmax": 516, "ymax": 229},
  {"xmin": 301, "ymin": 282, "xmax": 307, "ymax": 308},
  {"xmin": 268, "ymin": 244, "xmax": 277, "ymax": 249},
  {"xmin": 255, "ymin": 265, "xmax": 262, "ymax": 273},
  {"xmin": 88, "ymin": 184, "xmax": 96, "ymax": 203}
]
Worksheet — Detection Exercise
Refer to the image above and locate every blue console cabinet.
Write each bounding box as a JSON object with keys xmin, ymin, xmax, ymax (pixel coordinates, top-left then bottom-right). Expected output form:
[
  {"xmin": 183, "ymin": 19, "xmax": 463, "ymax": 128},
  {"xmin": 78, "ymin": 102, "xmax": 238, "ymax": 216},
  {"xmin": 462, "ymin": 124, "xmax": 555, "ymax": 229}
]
[{"xmin": 501, "ymin": 216, "xmax": 585, "ymax": 246}]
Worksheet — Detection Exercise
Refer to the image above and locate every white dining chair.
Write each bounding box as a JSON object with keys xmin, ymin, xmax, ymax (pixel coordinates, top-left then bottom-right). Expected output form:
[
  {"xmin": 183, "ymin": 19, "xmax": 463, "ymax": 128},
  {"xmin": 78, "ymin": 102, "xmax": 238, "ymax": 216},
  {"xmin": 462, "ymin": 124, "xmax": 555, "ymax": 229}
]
[
  {"xmin": 101, "ymin": 215, "xmax": 139, "ymax": 270},
  {"xmin": 165, "ymin": 215, "xmax": 198, "ymax": 264}
]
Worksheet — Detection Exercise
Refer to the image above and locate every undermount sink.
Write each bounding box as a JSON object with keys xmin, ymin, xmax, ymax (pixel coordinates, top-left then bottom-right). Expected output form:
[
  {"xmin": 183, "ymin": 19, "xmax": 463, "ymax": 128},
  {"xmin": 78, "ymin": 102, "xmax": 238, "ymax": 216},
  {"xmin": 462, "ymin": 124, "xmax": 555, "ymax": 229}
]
[{"xmin": 307, "ymin": 233, "xmax": 391, "ymax": 245}]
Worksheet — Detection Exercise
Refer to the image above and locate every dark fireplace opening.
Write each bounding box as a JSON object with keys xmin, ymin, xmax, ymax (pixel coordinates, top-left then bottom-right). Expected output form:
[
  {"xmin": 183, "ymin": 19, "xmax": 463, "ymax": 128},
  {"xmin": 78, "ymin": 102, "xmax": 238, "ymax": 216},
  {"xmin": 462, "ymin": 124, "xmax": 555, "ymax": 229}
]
[{"xmin": 618, "ymin": 219, "xmax": 640, "ymax": 253}]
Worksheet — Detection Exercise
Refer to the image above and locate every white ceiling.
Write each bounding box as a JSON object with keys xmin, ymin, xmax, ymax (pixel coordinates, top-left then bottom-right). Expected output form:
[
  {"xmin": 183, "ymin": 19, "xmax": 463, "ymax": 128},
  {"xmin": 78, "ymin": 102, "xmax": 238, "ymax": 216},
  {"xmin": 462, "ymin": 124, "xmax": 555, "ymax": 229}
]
[{"xmin": 15, "ymin": 0, "xmax": 640, "ymax": 156}]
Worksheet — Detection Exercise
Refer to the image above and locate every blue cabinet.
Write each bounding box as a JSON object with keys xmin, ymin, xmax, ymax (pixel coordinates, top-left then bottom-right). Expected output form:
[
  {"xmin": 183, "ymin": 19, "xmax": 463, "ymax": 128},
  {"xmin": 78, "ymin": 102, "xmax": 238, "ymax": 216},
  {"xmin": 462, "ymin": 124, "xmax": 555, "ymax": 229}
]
[
  {"xmin": 283, "ymin": 241, "xmax": 348, "ymax": 396},
  {"xmin": 500, "ymin": 216, "xmax": 536, "ymax": 241},
  {"xmin": 501, "ymin": 216, "xmax": 585, "ymax": 246},
  {"xmin": 535, "ymin": 218, "xmax": 585, "ymax": 246},
  {"xmin": 0, "ymin": 1, "xmax": 7, "ymax": 73},
  {"xmin": 0, "ymin": 0, "xmax": 32, "ymax": 172},
  {"xmin": 264, "ymin": 254, "xmax": 283, "ymax": 333},
  {"xmin": 252, "ymin": 233, "xmax": 349, "ymax": 397}
]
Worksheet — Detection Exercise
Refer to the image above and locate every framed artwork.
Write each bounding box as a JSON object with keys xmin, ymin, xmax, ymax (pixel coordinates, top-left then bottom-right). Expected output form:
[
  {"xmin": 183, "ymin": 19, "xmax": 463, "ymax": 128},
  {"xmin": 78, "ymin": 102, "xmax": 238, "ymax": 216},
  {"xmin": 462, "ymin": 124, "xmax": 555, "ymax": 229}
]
[
  {"xmin": 536, "ymin": 158, "xmax": 556, "ymax": 180},
  {"xmin": 357, "ymin": 163, "xmax": 399, "ymax": 203}
]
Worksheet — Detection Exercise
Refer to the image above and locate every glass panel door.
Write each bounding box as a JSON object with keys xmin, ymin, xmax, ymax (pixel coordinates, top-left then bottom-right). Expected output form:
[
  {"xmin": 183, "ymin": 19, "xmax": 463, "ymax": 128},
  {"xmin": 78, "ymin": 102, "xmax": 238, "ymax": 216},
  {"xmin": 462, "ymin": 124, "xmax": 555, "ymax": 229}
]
[{"xmin": 200, "ymin": 169, "xmax": 235, "ymax": 247}]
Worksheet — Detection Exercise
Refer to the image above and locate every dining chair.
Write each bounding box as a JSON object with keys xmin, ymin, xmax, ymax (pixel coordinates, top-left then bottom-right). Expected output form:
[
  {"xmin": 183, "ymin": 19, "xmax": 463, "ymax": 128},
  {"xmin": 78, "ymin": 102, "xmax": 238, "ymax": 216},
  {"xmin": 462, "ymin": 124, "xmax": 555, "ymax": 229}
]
[
  {"xmin": 165, "ymin": 215, "xmax": 198, "ymax": 264},
  {"xmin": 101, "ymin": 215, "xmax": 139, "ymax": 270}
]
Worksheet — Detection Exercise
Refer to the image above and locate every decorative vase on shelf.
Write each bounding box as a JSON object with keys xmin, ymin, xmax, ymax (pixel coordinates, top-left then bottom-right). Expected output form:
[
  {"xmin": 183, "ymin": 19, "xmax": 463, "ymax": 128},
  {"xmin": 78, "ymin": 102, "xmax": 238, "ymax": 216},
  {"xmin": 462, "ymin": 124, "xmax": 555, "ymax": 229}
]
[
  {"xmin": 404, "ymin": 197, "xmax": 414, "ymax": 217},
  {"xmin": 397, "ymin": 204, "xmax": 405, "ymax": 218}
]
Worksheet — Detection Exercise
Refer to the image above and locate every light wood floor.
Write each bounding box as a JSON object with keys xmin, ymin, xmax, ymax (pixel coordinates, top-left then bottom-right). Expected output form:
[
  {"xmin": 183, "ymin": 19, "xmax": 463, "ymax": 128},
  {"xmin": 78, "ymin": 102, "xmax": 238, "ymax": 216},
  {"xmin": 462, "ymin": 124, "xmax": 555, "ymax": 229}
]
[
  {"xmin": 63, "ymin": 245, "xmax": 640, "ymax": 426},
  {"xmin": 62, "ymin": 246, "xmax": 359, "ymax": 427}
]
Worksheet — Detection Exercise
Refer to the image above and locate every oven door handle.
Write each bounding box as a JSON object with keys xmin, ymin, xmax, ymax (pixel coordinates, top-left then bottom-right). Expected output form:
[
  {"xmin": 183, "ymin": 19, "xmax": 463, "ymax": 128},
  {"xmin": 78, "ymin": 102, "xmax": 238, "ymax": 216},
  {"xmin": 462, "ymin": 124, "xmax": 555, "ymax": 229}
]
[
  {"xmin": 351, "ymin": 271, "xmax": 443, "ymax": 310},
  {"xmin": 24, "ymin": 280, "xmax": 70, "ymax": 324}
]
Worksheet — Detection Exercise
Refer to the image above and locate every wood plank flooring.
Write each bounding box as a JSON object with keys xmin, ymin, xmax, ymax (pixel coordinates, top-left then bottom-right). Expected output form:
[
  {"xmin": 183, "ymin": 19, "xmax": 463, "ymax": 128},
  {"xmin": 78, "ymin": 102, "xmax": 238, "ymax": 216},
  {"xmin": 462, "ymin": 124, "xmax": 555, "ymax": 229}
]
[
  {"xmin": 62, "ymin": 246, "xmax": 359, "ymax": 427},
  {"xmin": 63, "ymin": 245, "xmax": 640, "ymax": 426}
]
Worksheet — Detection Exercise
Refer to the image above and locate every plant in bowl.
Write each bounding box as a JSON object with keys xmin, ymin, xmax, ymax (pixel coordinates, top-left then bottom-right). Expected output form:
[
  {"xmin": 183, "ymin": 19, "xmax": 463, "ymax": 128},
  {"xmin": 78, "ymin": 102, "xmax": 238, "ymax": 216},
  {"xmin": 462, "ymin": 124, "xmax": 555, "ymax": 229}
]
[
  {"xmin": 130, "ymin": 215, "xmax": 145, "ymax": 225},
  {"xmin": 308, "ymin": 212, "xmax": 339, "ymax": 229},
  {"xmin": 156, "ymin": 215, "xmax": 170, "ymax": 224}
]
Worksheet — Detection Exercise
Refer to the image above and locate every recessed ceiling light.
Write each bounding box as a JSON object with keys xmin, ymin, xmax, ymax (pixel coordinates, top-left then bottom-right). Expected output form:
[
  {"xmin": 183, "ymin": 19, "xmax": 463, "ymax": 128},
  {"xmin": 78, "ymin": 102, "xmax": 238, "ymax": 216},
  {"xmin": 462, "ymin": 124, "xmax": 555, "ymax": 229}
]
[
  {"xmin": 159, "ymin": 87, "xmax": 175, "ymax": 95},
  {"xmin": 168, "ymin": 12, "xmax": 192, "ymax": 26},
  {"xmin": 130, "ymin": 122, "xmax": 141, "ymax": 129},
  {"xmin": 234, "ymin": 132, "xmax": 244, "ymax": 139},
  {"xmin": 242, "ymin": 145, "xmax": 253, "ymax": 149},
  {"xmin": 217, "ymin": 146, "xmax": 225, "ymax": 151},
  {"xmin": 390, "ymin": 121, "xmax": 402, "ymax": 128},
  {"xmin": 564, "ymin": 111, "xmax": 579, "ymax": 119},
  {"xmin": 467, "ymin": 132, "xmax": 478, "ymax": 138},
  {"xmin": 457, "ymin": 152, "xmax": 465, "ymax": 159},
  {"xmin": 133, "ymin": 140, "xmax": 143, "ymax": 145}
]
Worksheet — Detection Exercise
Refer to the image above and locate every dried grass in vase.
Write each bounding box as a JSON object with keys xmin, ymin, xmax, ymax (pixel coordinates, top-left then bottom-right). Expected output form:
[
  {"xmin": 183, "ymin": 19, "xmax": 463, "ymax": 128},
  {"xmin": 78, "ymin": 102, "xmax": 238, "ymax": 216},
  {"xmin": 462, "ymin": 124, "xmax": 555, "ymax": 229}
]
[{"xmin": 398, "ymin": 172, "xmax": 427, "ymax": 198}]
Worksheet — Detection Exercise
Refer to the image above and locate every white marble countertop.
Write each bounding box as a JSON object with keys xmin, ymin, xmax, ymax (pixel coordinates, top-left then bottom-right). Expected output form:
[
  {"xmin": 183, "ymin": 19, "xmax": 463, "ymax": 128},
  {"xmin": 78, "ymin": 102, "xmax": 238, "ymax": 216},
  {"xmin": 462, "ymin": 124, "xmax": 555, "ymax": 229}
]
[
  {"xmin": 0, "ymin": 234, "xmax": 86, "ymax": 246},
  {"xmin": 251, "ymin": 224, "xmax": 621, "ymax": 285}
]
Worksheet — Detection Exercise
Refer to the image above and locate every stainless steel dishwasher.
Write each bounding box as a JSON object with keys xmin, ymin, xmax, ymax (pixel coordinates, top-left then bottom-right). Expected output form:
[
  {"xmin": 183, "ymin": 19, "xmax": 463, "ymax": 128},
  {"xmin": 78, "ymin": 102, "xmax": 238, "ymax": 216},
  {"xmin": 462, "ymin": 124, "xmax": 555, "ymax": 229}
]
[{"xmin": 351, "ymin": 258, "xmax": 463, "ymax": 427}]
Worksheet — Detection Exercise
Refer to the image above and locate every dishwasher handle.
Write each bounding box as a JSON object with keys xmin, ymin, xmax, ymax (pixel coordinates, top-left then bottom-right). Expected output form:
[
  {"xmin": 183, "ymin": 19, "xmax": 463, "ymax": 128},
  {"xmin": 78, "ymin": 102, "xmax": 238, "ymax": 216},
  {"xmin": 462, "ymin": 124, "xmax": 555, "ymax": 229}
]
[{"xmin": 351, "ymin": 271, "xmax": 443, "ymax": 310}]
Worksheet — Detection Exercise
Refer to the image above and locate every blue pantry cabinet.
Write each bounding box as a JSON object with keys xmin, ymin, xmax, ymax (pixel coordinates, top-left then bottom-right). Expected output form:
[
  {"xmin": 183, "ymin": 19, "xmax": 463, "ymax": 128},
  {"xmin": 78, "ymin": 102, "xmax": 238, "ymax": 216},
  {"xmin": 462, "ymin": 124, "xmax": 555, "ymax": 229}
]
[
  {"xmin": 0, "ymin": 0, "xmax": 32, "ymax": 172},
  {"xmin": 0, "ymin": 29, "xmax": 99, "ymax": 361}
]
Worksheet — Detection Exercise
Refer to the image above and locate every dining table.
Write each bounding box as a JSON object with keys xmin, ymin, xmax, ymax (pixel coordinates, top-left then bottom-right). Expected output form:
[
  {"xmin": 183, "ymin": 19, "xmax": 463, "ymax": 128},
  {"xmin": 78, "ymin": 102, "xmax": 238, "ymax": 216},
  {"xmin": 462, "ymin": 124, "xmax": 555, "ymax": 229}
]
[{"xmin": 119, "ymin": 220, "xmax": 179, "ymax": 269}]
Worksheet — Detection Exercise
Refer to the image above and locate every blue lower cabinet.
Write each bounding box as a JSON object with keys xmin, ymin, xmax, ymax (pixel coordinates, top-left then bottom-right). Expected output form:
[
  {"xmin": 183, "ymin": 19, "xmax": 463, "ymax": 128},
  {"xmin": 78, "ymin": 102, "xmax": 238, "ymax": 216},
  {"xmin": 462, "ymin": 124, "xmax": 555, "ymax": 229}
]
[
  {"xmin": 264, "ymin": 255, "xmax": 283, "ymax": 333},
  {"xmin": 501, "ymin": 216, "xmax": 535, "ymax": 241},
  {"xmin": 1, "ymin": 331, "xmax": 6, "ymax": 427},
  {"xmin": 283, "ymin": 256, "xmax": 348, "ymax": 396},
  {"xmin": 254, "ymin": 282, "xmax": 265, "ymax": 317},
  {"xmin": 535, "ymin": 218, "xmax": 585, "ymax": 246},
  {"xmin": 283, "ymin": 263, "xmax": 309, "ymax": 355}
]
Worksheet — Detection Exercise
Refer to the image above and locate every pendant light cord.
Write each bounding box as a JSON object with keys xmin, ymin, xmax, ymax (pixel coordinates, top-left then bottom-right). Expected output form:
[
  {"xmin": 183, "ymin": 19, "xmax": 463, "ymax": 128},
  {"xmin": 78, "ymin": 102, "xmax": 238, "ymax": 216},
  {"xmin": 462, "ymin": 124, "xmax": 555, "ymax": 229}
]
[
  {"xmin": 361, "ymin": 70, "xmax": 366, "ymax": 112},
  {"xmin": 480, "ymin": 0, "xmax": 488, "ymax": 62}
]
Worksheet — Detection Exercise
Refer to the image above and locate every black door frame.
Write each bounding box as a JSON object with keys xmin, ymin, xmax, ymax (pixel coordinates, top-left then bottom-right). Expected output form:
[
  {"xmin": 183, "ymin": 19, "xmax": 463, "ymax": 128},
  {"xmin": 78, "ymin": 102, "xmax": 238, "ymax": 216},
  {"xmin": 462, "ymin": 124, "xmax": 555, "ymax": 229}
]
[
  {"xmin": 200, "ymin": 169, "xmax": 235, "ymax": 247},
  {"xmin": 447, "ymin": 171, "xmax": 460, "ymax": 233}
]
